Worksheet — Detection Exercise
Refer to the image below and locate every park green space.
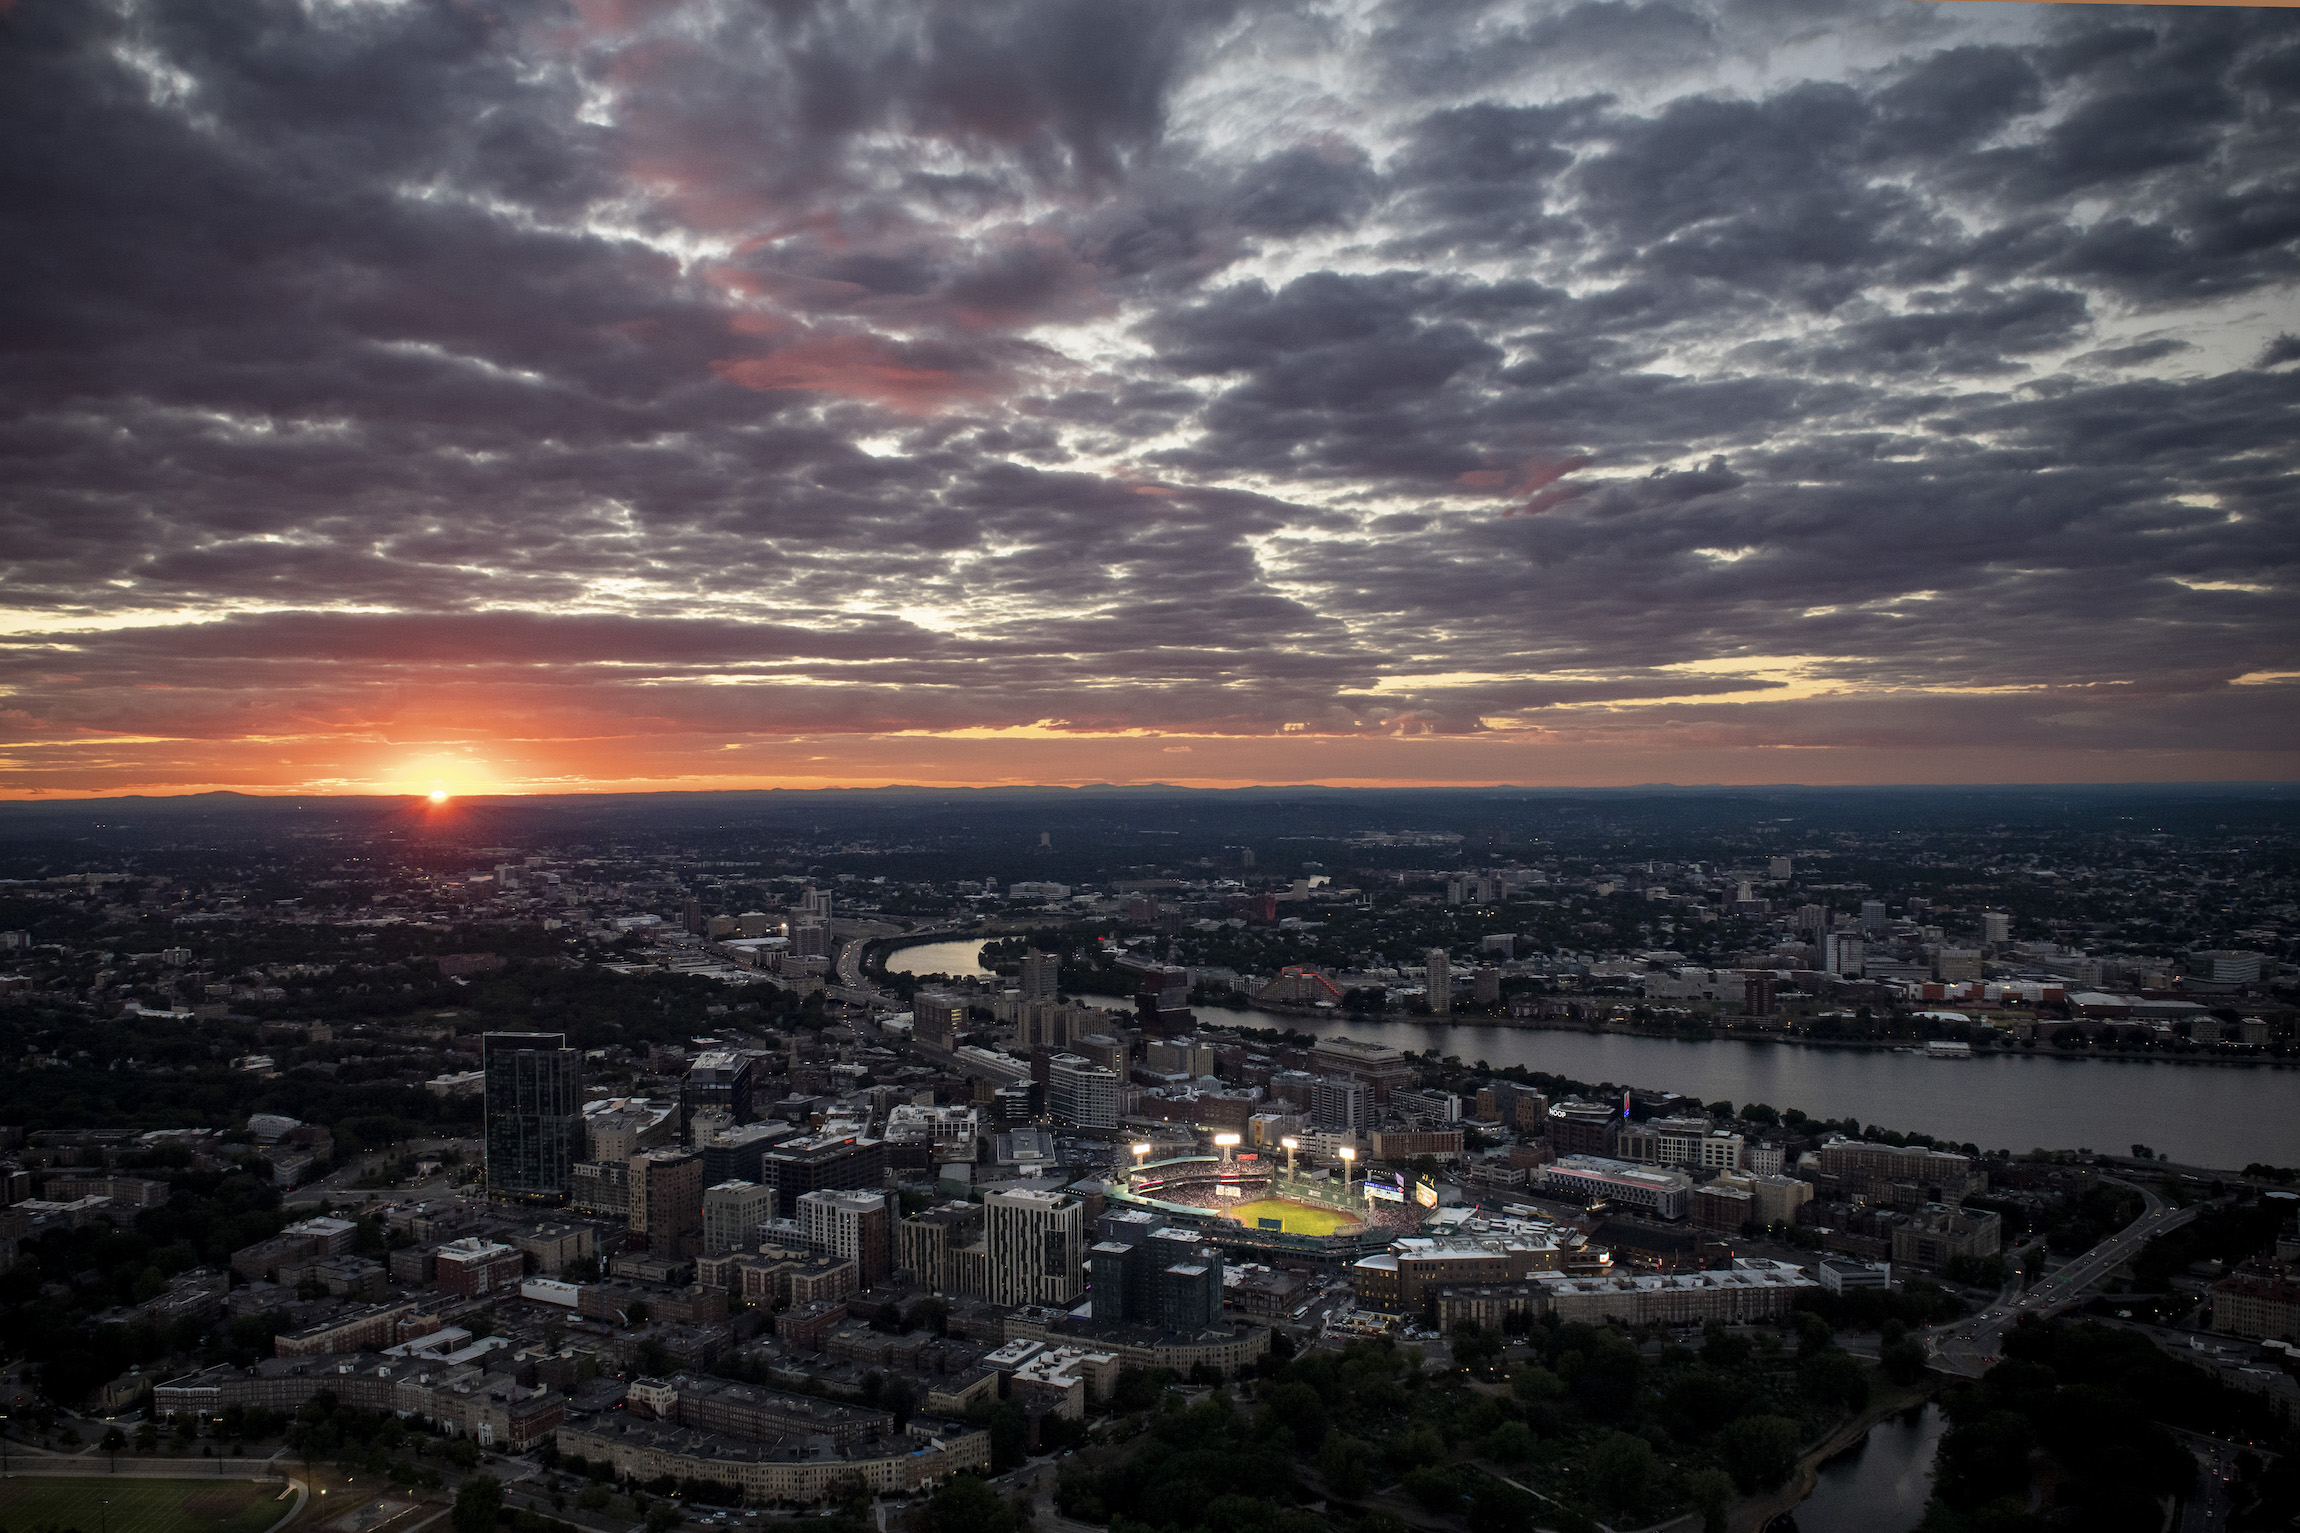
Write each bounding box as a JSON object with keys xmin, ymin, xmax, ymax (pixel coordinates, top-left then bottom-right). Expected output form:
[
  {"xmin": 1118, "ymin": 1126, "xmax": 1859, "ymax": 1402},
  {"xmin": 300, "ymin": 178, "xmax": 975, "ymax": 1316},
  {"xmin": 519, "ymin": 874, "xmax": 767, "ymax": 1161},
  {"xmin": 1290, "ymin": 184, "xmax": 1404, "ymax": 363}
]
[{"xmin": 0, "ymin": 1478, "xmax": 282, "ymax": 1533}]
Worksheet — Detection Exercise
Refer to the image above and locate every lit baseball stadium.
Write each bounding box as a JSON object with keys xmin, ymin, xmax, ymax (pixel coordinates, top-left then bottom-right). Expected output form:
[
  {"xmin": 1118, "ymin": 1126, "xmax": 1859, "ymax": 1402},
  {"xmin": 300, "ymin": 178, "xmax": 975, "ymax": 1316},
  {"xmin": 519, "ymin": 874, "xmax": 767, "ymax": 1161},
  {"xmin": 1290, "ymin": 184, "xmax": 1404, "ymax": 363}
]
[{"xmin": 1106, "ymin": 1150, "xmax": 1424, "ymax": 1257}]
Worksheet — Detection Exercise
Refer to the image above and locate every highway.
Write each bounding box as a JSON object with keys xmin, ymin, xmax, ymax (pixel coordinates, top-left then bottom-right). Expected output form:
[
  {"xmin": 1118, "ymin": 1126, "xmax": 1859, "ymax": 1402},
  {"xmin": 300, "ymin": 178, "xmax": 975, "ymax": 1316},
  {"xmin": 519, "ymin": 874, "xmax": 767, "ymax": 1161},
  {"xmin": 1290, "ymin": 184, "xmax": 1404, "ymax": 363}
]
[
  {"xmin": 1929, "ymin": 1177, "xmax": 2197, "ymax": 1377},
  {"xmin": 829, "ymin": 924, "xmax": 929, "ymax": 1006}
]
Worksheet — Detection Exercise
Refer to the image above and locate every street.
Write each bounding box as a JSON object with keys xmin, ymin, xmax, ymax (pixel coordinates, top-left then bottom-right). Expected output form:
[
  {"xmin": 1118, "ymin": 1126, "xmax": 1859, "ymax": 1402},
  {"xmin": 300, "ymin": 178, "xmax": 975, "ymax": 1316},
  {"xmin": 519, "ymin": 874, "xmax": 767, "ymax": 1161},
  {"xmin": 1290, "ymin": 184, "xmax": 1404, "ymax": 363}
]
[
  {"xmin": 2178, "ymin": 1434, "xmax": 2239, "ymax": 1533},
  {"xmin": 999, "ymin": 1459, "xmax": 1101, "ymax": 1533}
]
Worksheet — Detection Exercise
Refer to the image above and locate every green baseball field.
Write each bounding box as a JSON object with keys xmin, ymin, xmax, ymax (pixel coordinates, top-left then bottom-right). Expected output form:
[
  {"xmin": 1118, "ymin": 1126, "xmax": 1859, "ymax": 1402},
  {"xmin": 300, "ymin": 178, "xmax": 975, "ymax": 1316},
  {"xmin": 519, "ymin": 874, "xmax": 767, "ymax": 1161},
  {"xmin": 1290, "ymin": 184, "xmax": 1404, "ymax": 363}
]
[
  {"xmin": 0, "ymin": 1478, "xmax": 286, "ymax": 1533},
  {"xmin": 1225, "ymin": 1197, "xmax": 1362, "ymax": 1237}
]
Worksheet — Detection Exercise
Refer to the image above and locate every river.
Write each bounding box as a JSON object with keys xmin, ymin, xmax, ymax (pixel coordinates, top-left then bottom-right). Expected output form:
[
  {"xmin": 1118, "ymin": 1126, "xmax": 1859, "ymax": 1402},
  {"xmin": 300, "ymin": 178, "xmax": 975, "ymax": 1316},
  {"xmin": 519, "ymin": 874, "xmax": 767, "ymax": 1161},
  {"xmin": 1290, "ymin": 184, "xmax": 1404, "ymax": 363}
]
[
  {"xmin": 883, "ymin": 940, "xmax": 2300, "ymax": 1167},
  {"xmin": 1785, "ymin": 1404, "xmax": 1946, "ymax": 1533}
]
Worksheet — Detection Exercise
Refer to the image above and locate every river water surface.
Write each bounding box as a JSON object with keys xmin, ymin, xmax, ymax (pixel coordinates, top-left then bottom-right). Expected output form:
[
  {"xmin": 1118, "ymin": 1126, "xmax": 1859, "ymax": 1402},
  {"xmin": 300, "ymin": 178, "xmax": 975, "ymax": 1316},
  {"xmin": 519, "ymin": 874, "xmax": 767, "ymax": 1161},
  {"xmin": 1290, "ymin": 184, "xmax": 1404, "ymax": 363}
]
[
  {"xmin": 884, "ymin": 940, "xmax": 2300, "ymax": 1167},
  {"xmin": 1786, "ymin": 1404, "xmax": 1946, "ymax": 1533}
]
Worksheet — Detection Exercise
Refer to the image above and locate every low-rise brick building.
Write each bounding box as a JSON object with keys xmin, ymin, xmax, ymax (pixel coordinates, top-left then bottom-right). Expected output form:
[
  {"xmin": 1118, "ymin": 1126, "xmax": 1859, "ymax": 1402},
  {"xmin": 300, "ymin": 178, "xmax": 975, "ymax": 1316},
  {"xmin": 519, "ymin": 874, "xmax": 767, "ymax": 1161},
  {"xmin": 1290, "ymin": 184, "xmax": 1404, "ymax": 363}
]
[
  {"xmin": 1368, "ymin": 1129, "xmax": 1464, "ymax": 1162},
  {"xmin": 435, "ymin": 1238, "xmax": 526, "ymax": 1299},
  {"xmin": 577, "ymin": 1281, "xmax": 727, "ymax": 1327},
  {"xmin": 774, "ymin": 1299, "xmax": 848, "ymax": 1350},
  {"xmin": 1888, "ymin": 1203, "xmax": 2002, "ymax": 1273},
  {"xmin": 155, "ymin": 1351, "xmax": 562, "ymax": 1450},
  {"xmin": 273, "ymin": 1300, "xmax": 423, "ymax": 1358}
]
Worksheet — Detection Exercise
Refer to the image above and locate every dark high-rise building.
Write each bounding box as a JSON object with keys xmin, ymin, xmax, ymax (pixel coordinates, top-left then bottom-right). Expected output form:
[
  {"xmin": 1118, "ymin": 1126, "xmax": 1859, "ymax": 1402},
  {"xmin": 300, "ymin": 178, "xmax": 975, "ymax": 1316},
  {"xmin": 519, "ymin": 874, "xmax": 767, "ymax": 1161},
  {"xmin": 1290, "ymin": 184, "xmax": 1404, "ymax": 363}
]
[
  {"xmin": 1147, "ymin": 1226, "xmax": 1223, "ymax": 1332},
  {"xmin": 758, "ymin": 1132, "xmax": 885, "ymax": 1220},
  {"xmin": 483, "ymin": 1032, "xmax": 580, "ymax": 1204},
  {"xmin": 700, "ymin": 1121, "xmax": 794, "ymax": 1185},
  {"xmin": 1133, "ymin": 965, "xmax": 1192, "ymax": 1037},
  {"xmin": 1089, "ymin": 1241, "xmax": 1137, "ymax": 1324},
  {"xmin": 1084, "ymin": 1213, "xmax": 1220, "ymax": 1331},
  {"xmin": 629, "ymin": 1147, "xmax": 705, "ymax": 1257},
  {"xmin": 683, "ymin": 1051, "xmax": 758, "ymax": 1124},
  {"xmin": 1159, "ymin": 1252, "xmax": 1223, "ymax": 1333},
  {"xmin": 1092, "ymin": 1208, "xmax": 1159, "ymax": 1320}
]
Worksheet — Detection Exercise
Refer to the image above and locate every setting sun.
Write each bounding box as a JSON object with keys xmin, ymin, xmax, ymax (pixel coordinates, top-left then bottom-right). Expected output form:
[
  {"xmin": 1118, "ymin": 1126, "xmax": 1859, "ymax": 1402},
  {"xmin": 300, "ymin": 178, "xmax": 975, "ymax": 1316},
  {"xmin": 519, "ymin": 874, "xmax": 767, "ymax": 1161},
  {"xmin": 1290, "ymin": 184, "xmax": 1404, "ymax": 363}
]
[{"xmin": 376, "ymin": 754, "xmax": 504, "ymax": 801}]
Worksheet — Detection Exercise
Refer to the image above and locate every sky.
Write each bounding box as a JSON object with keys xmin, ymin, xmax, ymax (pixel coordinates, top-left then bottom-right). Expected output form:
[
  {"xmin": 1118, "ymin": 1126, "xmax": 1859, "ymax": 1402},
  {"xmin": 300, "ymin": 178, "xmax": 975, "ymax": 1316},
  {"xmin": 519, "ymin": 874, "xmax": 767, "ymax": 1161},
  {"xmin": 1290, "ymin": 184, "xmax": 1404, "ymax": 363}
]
[{"xmin": 3, "ymin": 0, "xmax": 2298, "ymax": 799}]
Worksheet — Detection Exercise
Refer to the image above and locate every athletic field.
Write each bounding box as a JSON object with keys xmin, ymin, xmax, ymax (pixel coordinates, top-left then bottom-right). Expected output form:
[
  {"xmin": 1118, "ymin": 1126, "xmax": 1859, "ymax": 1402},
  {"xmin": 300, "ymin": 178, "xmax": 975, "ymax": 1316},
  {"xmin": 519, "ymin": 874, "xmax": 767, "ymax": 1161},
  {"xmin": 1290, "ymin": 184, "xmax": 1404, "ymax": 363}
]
[
  {"xmin": 0, "ymin": 1478, "xmax": 283, "ymax": 1533},
  {"xmin": 1224, "ymin": 1197, "xmax": 1362, "ymax": 1236}
]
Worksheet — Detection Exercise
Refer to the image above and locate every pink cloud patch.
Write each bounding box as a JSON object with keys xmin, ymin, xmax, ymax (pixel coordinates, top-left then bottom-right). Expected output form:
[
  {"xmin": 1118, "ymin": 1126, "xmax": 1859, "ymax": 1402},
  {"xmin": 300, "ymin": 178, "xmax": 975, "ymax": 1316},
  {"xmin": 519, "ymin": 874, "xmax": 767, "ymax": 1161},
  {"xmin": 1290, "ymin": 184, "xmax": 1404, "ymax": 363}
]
[
  {"xmin": 711, "ymin": 332, "xmax": 989, "ymax": 413},
  {"xmin": 1459, "ymin": 454, "xmax": 1595, "ymax": 515},
  {"xmin": 1508, "ymin": 481, "xmax": 1593, "ymax": 517}
]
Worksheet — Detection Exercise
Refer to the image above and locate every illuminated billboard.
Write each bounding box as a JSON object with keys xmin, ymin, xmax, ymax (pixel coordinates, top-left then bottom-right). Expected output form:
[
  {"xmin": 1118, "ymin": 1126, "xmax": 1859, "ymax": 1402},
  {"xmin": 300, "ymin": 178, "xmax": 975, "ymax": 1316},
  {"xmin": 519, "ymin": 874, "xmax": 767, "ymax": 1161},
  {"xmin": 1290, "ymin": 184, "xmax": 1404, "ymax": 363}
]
[
  {"xmin": 1414, "ymin": 1177, "xmax": 1439, "ymax": 1209},
  {"xmin": 1364, "ymin": 1172, "xmax": 1406, "ymax": 1203}
]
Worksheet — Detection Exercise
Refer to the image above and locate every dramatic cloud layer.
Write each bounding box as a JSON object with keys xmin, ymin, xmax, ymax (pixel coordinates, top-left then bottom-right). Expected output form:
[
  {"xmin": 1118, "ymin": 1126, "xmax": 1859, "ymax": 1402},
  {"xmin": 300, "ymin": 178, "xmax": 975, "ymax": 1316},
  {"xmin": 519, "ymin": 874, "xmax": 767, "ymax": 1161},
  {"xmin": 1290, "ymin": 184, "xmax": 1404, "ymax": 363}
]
[{"xmin": 3, "ymin": 0, "xmax": 2297, "ymax": 794}]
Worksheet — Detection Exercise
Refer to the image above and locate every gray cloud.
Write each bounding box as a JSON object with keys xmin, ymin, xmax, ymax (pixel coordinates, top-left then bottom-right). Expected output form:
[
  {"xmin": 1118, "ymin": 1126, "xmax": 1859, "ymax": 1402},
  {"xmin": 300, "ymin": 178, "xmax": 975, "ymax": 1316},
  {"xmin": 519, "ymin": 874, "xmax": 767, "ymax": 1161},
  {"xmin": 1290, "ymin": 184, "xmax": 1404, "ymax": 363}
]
[{"xmin": 1, "ymin": 0, "xmax": 2297, "ymax": 787}]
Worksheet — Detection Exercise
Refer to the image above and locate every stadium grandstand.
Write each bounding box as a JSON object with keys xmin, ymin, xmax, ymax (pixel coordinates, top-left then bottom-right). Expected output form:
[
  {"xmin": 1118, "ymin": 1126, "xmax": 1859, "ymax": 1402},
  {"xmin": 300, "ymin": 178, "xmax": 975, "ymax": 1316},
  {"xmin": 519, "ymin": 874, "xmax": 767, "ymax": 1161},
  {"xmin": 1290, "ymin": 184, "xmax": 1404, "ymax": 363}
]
[{"xmin": 1104, "ymin": 1153, "xmax": 1421, "ymax": 1261}]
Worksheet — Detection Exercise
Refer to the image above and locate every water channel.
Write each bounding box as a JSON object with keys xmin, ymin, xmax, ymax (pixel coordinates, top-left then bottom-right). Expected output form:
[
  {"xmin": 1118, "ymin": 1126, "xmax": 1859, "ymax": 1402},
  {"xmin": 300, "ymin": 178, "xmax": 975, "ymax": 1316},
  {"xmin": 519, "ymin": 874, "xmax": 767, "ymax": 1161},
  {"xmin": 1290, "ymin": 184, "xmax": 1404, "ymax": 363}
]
[
  {"xmin": 883, "ymin": 940, "xmax": 2300, "ymax": 1168},
  {"xmin": 1782, "ymin": 1404, "xmax": 1946, "ymax": 1533}
]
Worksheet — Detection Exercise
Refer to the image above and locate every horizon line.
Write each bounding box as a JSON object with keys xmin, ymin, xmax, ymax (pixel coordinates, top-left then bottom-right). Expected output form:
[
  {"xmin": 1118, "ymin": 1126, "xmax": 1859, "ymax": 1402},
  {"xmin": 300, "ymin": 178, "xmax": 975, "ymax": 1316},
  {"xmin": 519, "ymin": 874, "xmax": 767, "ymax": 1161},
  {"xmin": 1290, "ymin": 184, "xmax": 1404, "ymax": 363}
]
[{"xmin": 3, "ymin": 777, "xmax": 2299, "ymax": 808}]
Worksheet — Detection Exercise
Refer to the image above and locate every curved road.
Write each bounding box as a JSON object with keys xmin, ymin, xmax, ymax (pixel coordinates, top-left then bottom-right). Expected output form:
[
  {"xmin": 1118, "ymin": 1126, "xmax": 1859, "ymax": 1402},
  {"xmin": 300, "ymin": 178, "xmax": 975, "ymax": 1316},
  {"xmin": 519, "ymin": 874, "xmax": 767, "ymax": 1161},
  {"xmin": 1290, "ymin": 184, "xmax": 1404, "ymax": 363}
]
[
  {"xmin": 1929, "ymin": 1177, "xmax": 2197, "ymax": 1377},
  {"xmin": 263, "ymin": 1476, "xmax": 309, "ymax": 1533}
]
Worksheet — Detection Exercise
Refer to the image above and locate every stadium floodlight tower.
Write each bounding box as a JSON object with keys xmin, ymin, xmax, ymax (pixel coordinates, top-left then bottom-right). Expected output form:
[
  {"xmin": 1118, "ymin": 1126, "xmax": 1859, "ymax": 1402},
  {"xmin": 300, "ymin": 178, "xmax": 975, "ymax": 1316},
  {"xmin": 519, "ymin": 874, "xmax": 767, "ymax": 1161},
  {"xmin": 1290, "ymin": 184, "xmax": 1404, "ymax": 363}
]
[
  {"xmin": 1214, "ymin": 1131, "xmax": 1241, "ymax": 1163},
  {"xmin": 1280, "ymin": 1135, "xmax": 1299, "ymax": 1178},
  {"xmin": 1131, "ymin": 1142, "xmax": 1152, "ymax": 1171},
  {"xmin": 1338, "ymin": 1144, "xmax": 1357, "ymax": 1202}
]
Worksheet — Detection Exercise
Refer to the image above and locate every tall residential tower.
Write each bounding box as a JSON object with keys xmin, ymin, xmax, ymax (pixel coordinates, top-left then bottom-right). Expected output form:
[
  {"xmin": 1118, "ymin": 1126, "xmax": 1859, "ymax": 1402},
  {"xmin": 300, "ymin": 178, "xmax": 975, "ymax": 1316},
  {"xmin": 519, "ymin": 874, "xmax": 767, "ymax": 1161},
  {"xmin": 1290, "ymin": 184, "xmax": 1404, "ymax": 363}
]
[
  {"xmin": 984, "ymin": 1187, "xmax": 1084, "ymax": 1308},
  {"xmin": 483, "ymin": 1032, "xmax": 581, "ymax": 1204}
]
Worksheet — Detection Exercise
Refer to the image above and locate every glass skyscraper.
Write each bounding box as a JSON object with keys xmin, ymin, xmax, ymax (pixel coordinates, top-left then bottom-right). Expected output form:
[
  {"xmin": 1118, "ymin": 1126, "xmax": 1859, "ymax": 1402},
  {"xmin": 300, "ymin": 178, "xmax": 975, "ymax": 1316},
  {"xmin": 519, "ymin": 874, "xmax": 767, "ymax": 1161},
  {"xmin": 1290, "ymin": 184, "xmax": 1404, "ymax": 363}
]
[{"xmin": 483, "ymin": 1031, "xmax": 580, "ymax": 1203}]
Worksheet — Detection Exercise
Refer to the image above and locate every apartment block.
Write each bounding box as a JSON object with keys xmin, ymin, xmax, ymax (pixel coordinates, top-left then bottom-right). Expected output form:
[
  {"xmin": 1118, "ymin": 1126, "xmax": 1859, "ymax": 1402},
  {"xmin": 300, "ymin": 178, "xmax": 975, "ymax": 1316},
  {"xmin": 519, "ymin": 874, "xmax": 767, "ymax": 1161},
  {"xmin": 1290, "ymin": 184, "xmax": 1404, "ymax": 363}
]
[
  {"xmin": 797, "ymin": 1189, "xmax": 892, "ymax": 1288},
  {"xmin": 984, "ymin": 1187, "xmax": 1084, "ymax": 1308}
]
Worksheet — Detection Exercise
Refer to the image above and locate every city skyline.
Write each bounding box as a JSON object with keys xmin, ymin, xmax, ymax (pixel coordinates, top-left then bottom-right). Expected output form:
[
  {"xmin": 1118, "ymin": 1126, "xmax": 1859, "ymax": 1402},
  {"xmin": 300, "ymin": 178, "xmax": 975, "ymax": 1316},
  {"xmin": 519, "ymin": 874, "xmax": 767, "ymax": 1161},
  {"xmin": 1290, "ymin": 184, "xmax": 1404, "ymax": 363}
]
[{"xmin": 4, "ymin": 0, "xmax": 2297, "ymax": 798}]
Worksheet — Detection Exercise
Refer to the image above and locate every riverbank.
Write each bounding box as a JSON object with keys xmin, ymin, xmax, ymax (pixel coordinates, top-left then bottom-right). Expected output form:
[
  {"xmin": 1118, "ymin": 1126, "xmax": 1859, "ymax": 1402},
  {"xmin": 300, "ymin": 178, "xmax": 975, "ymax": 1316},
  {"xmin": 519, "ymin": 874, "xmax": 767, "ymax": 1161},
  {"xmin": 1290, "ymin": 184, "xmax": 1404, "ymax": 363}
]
[
  {"xmin": 887, "ymin": 934, "xmax": 2290, "ymax": 1072},
  {"xmin": 889, "ymin": 938, "xmax": 2300, "ymax": 1165},
  {"xmin": 1204, "ymin": 1007, "xmax": 2295, "ymax": 1070},
  {"xmin": 1734, "ymin": 1375, "xmax": 1943, "ymax": 1533}
]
